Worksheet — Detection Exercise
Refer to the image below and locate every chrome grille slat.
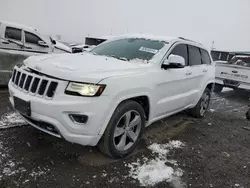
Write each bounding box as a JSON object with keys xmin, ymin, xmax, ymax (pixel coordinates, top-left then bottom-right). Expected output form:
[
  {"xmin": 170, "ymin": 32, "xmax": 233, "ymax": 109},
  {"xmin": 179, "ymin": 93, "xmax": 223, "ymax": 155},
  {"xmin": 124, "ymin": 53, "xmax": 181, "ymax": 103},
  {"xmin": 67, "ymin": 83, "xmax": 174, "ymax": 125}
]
[
  {"xmin": 22, "ymin": 74, "xmax": 28, "ymax": 89},
  {"xmin": 11, "ymin": 67, "xmax": 58, "ymax": 99},
  {"xmin": 24, "ymin": 74, "xmax": 32, "ymax": 92},
  {"xmin": 17, "ymin": 73, "xmax": 23, "ymax": 88},
  {"xmin": 38, "ymin": 80, "xmax": 49, "ymax": 96},
  {"xmin": 19, "ymin": 73, "xmax": 26, "ymax": 89},
  {"xmin": 35, "ymin": 78, "xmax": 42, "ymax": 95},
  {"xmin": 14, "ymin": 71, "xmax": 21, "ymax": 85},
  {"xmin": 12, "ymin": 69, "xmax": 17, "ymax": 82},
  {"xmin": 43, "ymin": 80, "xmax": 51, "ymax": 97},
  {"xmin": 28, "ymin": 76, "xmax": 35, "ymax": 92}
]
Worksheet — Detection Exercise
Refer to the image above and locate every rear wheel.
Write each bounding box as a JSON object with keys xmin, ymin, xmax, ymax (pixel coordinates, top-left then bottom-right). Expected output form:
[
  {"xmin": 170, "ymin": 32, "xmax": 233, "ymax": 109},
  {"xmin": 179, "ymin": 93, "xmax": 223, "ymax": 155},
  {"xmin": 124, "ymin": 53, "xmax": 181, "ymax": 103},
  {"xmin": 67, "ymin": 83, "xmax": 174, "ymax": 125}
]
[
  {"xmin": 189, "ymin": 88, "xmax": 211, "ymax": 118},
  {"xmin": 214, "ymin": 84, "xmax": 223, "ymax": 93},
  {"xmin": 98, "ymin": 100, "xmax": 145, "ymax": 158}
]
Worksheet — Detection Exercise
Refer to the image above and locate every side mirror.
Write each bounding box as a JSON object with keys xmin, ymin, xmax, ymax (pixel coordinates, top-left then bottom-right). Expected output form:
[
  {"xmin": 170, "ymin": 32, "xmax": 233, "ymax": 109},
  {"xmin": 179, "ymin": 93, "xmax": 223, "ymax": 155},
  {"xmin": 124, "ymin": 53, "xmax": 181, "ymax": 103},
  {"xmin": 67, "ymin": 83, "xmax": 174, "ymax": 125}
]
[
  {"xmin": 51, "ymin": 39, "xmax": 56, "ymax": 45},
  {"xmin": 38, "ymin": 40, "xmax": 49, "ymax": 47},
  {"xmin": 163, "ymin": 54, "xmax": 185, "ymax": 68}
]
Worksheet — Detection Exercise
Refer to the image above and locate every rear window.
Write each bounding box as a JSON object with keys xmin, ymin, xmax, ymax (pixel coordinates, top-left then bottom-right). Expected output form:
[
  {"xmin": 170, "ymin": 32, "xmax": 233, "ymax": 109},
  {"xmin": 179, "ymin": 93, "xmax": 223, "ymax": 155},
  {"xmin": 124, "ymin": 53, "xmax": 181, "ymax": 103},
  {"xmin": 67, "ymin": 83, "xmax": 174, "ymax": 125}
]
[
  {"xmin": 5, "ymin": 27, "xmax": 22, "ymax": 41},
  {"xmin": 228, "ymin": 56, "xmax": 250, "ymax": 67}
]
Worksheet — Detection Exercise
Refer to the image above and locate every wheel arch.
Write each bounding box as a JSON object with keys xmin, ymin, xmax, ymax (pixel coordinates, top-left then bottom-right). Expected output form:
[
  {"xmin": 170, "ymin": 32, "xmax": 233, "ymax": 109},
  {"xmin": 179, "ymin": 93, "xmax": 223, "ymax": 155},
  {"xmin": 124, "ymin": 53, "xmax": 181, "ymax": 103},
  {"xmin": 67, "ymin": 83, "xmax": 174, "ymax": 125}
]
[
  {"xmin": 206, "ymin": 82, "xmax": 215, "ymax": 92},
  {"xmin": 192, "ymin": 81, "xmax": 214, "ymax": 107},
  {"xmin": 98, "ymin": 93, "xmax": 151, "ymax": 135}
]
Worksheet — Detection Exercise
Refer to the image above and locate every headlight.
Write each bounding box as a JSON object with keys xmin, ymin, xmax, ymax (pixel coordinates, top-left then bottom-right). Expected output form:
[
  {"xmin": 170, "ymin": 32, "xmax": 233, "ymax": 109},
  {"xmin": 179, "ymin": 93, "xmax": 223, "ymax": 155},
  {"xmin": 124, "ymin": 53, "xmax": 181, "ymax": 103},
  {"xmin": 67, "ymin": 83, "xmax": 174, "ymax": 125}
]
[{"xmin": 65, "ymin": 82, "xmax": 106, "ymax": 97}]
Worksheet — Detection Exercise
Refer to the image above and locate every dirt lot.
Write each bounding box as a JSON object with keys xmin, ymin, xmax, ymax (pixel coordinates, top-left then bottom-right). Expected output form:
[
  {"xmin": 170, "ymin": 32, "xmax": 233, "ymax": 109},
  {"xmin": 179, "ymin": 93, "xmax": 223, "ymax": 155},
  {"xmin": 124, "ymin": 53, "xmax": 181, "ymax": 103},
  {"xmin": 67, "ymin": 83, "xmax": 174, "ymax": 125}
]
[{"xmin": 0, "ymin": 89, "xmax": 250, "ymax": 188}]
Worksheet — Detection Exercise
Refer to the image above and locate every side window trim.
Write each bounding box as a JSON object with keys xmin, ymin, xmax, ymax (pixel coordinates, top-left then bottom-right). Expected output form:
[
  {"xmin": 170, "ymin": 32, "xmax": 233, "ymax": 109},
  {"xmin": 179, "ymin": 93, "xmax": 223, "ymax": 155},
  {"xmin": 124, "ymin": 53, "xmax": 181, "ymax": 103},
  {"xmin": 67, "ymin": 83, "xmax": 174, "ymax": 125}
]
[
  {"xmin": 160, "ymin": 42, "xmax": 179, "ymax": 65},
  {"xmin": 199, "ymin": 48, "xmax": 203, "ymax": 64},
  {"xmin": 186, "ymin": 44, "xmax": 190, "ymax": 66}
]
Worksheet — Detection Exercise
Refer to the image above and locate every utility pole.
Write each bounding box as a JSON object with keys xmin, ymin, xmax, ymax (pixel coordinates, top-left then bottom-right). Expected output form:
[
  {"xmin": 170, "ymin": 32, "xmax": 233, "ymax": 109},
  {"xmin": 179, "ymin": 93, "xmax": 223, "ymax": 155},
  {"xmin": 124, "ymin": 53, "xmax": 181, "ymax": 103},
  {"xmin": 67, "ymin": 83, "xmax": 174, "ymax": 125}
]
[{"xmin": 211, "ymin": 40, "xmax": 215, "ymax": 50}]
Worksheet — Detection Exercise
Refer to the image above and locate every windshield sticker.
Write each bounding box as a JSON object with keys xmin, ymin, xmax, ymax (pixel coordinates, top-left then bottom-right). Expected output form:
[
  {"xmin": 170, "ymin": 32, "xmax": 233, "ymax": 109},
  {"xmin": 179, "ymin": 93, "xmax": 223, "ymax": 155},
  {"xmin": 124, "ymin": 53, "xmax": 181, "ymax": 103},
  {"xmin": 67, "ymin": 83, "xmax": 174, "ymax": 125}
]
[{"xmin": 139, "ymin": 47, "xmax": 158, "ymax": 54}]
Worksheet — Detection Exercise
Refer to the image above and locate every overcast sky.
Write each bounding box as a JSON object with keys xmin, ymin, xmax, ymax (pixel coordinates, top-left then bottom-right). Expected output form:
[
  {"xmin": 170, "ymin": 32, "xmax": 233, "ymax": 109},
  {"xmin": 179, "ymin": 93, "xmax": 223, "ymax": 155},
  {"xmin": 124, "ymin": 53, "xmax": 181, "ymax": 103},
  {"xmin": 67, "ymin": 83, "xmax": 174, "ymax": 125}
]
[{"xmin": 1, "ymin": 0, "xmax": 250, "ymax": 51}]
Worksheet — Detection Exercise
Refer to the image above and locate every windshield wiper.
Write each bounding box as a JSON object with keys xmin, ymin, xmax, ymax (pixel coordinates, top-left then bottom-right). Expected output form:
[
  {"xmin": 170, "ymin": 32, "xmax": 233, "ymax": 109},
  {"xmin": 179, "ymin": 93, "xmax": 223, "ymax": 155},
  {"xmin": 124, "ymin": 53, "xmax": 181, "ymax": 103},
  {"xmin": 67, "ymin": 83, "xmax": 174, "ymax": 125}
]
[
  {"xmin": 91, "ymin": 52, "xmax": 98, "ymax": 55},
  {"xmin": 109, "ymin": 55, "xmax": 129, "ymax": 61}
]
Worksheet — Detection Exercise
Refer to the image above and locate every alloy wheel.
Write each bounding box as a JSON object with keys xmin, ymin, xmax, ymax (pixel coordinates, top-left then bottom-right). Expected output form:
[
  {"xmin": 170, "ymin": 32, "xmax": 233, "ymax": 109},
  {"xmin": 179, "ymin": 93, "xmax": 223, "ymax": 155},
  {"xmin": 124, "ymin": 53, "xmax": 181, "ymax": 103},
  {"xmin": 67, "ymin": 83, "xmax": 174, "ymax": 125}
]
[
  {"xmin": 113, "ymin": 110, "xmax": 142, "ymax": 151},
  {"xmin": 200, "ymin": 92, "xmax": 210, "ymax": 116}
]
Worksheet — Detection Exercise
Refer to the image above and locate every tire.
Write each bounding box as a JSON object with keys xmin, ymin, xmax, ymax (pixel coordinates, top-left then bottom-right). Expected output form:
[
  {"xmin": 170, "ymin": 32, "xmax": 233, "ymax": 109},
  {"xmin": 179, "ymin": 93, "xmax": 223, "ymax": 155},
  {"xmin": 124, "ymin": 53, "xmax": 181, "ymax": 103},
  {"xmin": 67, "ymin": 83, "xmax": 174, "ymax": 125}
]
[
  {"xmin": 214, "ymin": 84, "xmax": 223, "ymax": 93},
  {"xmin": 246, "ymin": 108, "xmax": 250, "ymax": 120},
  {"xmin": 189, "ymin": 88, "xmax": 211, "ymax": 118},
  {"xmin": 98, "ymin": 100, "xmax": 145, "ymax": 158}
]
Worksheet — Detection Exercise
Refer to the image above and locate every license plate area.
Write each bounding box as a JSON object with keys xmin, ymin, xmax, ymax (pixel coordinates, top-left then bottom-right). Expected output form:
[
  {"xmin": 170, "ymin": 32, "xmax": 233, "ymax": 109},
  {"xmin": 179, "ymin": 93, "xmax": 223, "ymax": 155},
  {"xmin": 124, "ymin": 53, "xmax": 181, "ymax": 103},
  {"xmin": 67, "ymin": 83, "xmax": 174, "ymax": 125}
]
[
  {"xmin": 223, "ymin": 79, "xmax": 240, "ymax": 87},
  {"xmin": 14, "ymin": 97, "xmax": 31, "ymax": 116}
]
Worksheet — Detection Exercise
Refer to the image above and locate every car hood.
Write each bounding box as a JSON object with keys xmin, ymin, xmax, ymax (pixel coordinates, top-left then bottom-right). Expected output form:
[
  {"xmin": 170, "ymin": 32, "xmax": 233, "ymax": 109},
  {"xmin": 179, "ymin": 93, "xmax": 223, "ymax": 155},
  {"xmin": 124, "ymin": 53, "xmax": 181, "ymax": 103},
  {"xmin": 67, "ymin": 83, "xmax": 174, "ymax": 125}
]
[{"xmin": 24, "ymin": 53, "xmax": 147, "ymax": 83}]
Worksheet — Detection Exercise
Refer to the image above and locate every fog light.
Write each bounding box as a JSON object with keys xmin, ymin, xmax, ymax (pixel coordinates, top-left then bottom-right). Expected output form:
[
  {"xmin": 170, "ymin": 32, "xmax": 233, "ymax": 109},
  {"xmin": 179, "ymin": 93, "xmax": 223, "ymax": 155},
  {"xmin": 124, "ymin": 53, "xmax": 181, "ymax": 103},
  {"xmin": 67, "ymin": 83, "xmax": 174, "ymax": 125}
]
[{"xmin": 69, "ymin": 114, "xmax": 88, "ymax": 124}]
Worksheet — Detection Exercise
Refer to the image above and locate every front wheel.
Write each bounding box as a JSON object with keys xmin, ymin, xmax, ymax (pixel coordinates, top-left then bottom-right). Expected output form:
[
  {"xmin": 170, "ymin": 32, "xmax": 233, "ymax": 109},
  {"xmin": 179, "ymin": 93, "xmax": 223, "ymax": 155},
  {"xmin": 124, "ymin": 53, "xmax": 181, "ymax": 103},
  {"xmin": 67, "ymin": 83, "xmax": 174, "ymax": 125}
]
[
  {"xmin": 189, "ymin": 88, "xmax": 211, "ymax": 118},
  {"xmin": 98, "ymin": 100, "xmax": 145, "ymax": 158}
]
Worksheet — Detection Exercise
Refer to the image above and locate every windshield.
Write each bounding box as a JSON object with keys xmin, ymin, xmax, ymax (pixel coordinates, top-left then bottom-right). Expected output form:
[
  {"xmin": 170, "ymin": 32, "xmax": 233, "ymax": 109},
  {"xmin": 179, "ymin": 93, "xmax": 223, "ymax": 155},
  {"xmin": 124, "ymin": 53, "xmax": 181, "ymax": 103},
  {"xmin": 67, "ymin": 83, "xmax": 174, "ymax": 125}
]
[
  {"xmin": 228, "ymin": 56, "xmax": 250, "ymax": 67},
  {"xmin": 90, "ymin": 38, "xmax": 166, "ymax": 62}
]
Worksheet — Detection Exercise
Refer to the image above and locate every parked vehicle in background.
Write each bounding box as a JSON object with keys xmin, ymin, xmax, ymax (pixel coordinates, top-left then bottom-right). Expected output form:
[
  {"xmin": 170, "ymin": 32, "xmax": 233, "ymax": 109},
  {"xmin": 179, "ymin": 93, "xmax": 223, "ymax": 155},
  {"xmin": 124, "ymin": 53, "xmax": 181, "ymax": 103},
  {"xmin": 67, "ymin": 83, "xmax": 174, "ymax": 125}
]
[
  {"xmin": 71, "ymin": 44, "xmax": 96, "ymax": 53},
  {"xmin": 0, "ymin": 21, "xmax": 72, "ymax": 85},
  {"xmin": 215, "ymin": 55, "xmax": 250, "ymax": 92},
  {"xmin": 8, "ymin": 35, "xmax": 215, "ymax": 158}
]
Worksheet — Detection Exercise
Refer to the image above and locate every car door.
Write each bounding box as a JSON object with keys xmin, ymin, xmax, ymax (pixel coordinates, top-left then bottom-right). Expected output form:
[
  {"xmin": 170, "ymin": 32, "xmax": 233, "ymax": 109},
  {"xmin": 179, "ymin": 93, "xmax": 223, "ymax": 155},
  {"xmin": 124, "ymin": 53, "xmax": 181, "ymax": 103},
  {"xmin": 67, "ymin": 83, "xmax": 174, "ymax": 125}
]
[
  {"xmin": 186, "ymin": 45, "xmax": 205, "ymax": 105},
  {"xmin": 23, "ymin": 30, "xmax": 50, "ymax": 54},
  {"xmin": 0, "ymin": 26, "xmax": 24, "ymax": 85},
  {"xmin": 153, "ymin": 44, "xmax": 194, "ymax": 118},
  {"xmin": 200, "ymin": 48, "xmax": 214, "ymax": 84}
]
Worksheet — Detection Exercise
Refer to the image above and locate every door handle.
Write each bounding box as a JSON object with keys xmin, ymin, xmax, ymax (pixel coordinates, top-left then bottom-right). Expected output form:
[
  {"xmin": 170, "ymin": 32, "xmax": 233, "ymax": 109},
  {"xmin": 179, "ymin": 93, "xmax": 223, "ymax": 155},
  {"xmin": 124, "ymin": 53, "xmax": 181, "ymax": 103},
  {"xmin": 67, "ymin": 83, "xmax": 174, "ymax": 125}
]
[
  {"xmin": 186, "ymin": 72, "xmax": 192, "ymax": 76},
  {"xmin": 203, "ymin": 69, "xmax": 208, "ymax": 72},
  {"xmin": 2, "ymin": 40, "xmax": 9, "ymax": 44},
  {"xmin": 24, "ymin": 46, "xmax": 32, "ymax": 49}
]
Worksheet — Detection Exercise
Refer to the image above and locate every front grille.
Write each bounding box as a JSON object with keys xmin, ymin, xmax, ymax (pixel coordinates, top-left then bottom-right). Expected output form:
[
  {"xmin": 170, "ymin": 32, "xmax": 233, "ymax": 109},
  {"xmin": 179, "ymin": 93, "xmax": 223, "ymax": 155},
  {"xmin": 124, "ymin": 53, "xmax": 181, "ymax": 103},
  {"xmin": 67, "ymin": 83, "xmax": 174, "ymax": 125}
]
[{"xmin": 11, "ymin": 67, "xmax": 58, "ymax": 99}]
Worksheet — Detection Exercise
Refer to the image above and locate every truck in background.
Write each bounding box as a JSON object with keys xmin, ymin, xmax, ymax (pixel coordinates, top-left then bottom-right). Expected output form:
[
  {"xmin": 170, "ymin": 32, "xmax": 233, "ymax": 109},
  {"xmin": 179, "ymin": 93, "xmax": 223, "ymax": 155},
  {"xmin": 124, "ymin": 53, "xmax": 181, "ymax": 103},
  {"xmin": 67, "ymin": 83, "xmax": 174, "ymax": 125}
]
[
  {"xmin": 0, "ymin": 21, "xmax": 72, "ymax": 86},
  {"xmin": 215, "ymin": 55, "xmax": 250, "ymax": 92}
]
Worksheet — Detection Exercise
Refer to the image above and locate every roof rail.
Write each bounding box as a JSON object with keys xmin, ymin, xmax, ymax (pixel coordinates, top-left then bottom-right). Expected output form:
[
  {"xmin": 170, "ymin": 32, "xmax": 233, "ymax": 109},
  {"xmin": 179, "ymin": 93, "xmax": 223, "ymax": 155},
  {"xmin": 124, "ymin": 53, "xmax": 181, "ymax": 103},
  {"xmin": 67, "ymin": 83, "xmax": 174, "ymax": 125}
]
[{"xmin": 178, "ymin": 37, "xmax": 202, "ymax": 45}]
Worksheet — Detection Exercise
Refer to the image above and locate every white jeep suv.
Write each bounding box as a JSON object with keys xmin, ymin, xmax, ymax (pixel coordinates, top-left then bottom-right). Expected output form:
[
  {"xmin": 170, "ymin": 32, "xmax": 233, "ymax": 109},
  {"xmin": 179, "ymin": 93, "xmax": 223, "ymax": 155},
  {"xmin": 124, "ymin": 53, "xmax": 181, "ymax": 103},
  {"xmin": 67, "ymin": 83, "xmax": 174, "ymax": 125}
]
[{"xmin": 8, "ymin": 35, "xmax": 215, "ymax": 158}]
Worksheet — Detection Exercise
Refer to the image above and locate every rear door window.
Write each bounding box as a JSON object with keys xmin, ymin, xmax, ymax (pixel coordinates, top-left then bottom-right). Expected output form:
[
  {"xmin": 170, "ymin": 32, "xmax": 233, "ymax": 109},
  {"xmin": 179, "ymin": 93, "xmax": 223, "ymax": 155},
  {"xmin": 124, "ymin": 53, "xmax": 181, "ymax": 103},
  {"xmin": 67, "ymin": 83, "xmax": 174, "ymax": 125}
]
[
  {"xmin": 25, "ymin": 31, "xmax": 42, "ymax": 44},
  {"xmin": 5, "ymin": 27, "xmax": 22, "ymax": 41},
  {"xmin": 201, "ymin": 49, "xmax": 212, "ymax": 65},
  {"xmin": 188, "ymin": 45, "xmax": 202, "ymax": 66}
]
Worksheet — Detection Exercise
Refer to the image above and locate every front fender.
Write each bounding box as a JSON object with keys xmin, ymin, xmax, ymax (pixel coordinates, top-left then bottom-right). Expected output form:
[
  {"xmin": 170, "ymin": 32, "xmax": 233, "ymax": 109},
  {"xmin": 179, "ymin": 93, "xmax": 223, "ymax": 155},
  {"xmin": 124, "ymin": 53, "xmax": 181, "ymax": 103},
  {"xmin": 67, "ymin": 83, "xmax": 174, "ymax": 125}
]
[{"xmin": 98, "ymin": 88, "xmax": 152, "ymax": 135}]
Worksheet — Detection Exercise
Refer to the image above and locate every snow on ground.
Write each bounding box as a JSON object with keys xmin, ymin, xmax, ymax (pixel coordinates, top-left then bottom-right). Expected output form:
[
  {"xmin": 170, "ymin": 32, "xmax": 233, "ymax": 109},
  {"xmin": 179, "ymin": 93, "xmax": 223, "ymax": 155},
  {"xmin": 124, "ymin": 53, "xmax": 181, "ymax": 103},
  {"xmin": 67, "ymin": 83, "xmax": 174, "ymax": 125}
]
[
  {"xmin": 0, "ymin": 135, "xmax": 50, "ymax": 183},
  {"xmin": 127, "ymin": 140, "xmax": 185, "ymax": 187},
  {"xmin": 0, "ymin": 112, "xmax": 26, "ymax": 129},
  {"xmin": 222, "ymin": 88, "xmax": 233, "ymax": 92}
]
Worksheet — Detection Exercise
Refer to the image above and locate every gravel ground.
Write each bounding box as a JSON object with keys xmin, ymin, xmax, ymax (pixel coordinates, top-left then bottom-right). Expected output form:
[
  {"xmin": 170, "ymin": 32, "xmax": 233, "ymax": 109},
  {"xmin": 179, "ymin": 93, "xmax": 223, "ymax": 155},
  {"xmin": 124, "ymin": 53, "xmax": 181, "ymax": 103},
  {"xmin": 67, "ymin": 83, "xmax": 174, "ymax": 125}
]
[{"xmin": 0, "ymin": 89, "xmax": 250, "ymax": 188}]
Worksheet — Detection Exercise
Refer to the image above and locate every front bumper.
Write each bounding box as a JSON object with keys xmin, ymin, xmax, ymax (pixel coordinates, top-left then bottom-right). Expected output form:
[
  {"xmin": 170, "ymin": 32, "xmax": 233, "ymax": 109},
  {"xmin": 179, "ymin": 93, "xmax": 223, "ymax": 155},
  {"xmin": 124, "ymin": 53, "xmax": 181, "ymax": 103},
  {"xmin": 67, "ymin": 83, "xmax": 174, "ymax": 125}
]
[{"xmin": 8, "ymin": 81, "xmax": 111, "ymax": 146}]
